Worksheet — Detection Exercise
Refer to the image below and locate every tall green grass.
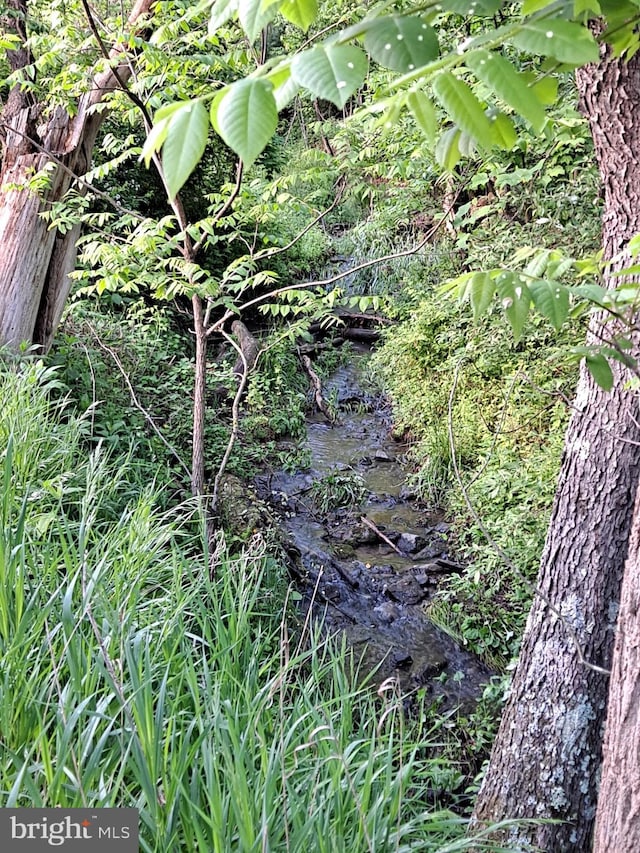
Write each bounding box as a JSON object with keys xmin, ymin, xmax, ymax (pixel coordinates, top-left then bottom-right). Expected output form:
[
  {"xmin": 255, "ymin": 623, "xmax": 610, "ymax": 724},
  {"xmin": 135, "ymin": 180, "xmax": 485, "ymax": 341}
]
[{"xmin": 0, "ymin": 360, "xmax": 521, "ymax": 851}]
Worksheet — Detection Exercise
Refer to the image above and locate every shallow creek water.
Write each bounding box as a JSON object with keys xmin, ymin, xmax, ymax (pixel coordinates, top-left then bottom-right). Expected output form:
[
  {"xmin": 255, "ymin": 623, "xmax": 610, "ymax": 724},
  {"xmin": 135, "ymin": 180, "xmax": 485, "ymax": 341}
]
[{"xmin": 256, "ymin": 349, "xmax": 491, "ymax": 709}]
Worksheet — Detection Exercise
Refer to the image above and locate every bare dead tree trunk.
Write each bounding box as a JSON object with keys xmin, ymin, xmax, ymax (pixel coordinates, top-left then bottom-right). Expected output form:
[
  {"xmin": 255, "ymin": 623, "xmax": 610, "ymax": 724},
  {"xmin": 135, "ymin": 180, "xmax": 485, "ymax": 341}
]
[
  {"xmin": 471, "ymin": 41, "xmax": 640, "ymax": 852},
  {"xmin": 0, "ymin": 0, "xmax": 155, "ymax": 352}
]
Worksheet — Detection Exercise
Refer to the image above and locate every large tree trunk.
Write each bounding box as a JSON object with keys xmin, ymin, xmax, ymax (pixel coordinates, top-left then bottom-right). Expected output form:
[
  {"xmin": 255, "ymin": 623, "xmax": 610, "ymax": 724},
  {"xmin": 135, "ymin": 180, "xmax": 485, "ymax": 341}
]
[
  {"xmin": 593, "ymin": 486, "xmax": 640, "ymax": 850},
  {"xmin": 471, "ymin": 42, "xmax": 640, "ymax": 852},
  {"xmin": 0, "ymin": 0, "xmax": 155, "ymax": 353}
]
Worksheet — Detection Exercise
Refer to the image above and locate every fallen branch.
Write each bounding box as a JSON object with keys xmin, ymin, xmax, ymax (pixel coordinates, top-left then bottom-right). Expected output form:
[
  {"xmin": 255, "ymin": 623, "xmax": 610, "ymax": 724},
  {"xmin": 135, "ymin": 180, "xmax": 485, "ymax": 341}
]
[
  {"xmin": 341, "ymin": 328, "xmax": 381, "ymax": 343},
  {"xmin": 297, "ymin": 338, "xmax": 345, "ymax": 356},
  {"xmin": 300, "ymin": 353, "xmax": 334, "ymax": 423},
  {"xmin": 419, "ymin": 558, "xmax": 465, "ymax": 574},
  {"xmin": 360, "ymin": 515, "xmax": 404, "ymax": 556}
]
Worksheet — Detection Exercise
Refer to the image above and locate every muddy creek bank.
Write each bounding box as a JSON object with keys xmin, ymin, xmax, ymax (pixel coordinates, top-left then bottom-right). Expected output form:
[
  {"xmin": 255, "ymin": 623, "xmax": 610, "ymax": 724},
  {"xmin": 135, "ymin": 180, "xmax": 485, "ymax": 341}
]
[{"xmin": 256, "ymin": 348, "xmax": 491, "ymax": 709}]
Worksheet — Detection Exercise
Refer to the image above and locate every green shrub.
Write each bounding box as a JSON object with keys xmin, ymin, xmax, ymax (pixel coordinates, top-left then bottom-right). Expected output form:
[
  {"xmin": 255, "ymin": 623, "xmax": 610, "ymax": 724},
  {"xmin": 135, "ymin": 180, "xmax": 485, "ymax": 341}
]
[
  {"xmin": 372, "ymin": 293, "xmax": 578, "ymax": 667},
  {"xmin": 310, "ymin": 469, "xmax": 368, "ymax": 514},
  {"xmin": 5, "ymin": 360, "xmax": 520, "ymax": 850}
]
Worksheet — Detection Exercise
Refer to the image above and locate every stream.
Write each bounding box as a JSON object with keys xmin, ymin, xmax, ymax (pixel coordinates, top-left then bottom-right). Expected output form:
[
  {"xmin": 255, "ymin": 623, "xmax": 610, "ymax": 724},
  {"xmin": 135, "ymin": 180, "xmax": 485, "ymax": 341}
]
[{"xmin": 256, "ymin": 347, "xmax": 491, "ymax": 710}]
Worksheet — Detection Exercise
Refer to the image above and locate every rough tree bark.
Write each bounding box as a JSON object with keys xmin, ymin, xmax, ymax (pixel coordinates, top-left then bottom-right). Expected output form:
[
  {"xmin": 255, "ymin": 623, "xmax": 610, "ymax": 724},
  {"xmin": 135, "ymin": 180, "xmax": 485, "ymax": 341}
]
[
  {"xmin": 0, "ymin": 0, "xmax": 156, "ymax": 352},
  {"xmin": 593, "ymin": 485, "xmax": 640, "ymax": 850},
  {"xmin": 471, "ymin": 41, "xmax": 640, "ymax": 852}
]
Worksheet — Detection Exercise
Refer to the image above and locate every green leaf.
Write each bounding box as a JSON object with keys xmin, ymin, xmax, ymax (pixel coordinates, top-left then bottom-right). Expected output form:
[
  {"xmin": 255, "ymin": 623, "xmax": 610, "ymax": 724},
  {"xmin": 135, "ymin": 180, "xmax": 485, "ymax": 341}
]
[
  {"xmin": 209, "ymin": 87, "xmax": 227, "ymax": 136},
  {"xmin": 469, "ymin": 271, "xmax": 495, "ymax": 320},
  {"xmin": 155, "ymin": 100, "xmax": 195, "ymax": 122},
  {"xmin": 524, "ymin": 249, "xmax": 552, "ymax": 278},
  {"xmin": 496, "ymin": 272, "xmax": 531, "ymax": 342},
  {"xmin": 522, "ymin": 0, "xmax": 555, "ymax": 10},
  {"xmin": 238, "ymin": 0, "xmax": 277, "ymax": 42},
  {"xmin": 279, "ymin": 0, "xmax": 318, "ymax": 32},
  {"xmin": 510, "ymin": 21, "xmax": 599, "ymax": 65},
  {"xmin": 375, "ymin": 97, "xmax": 404, "ymax": 131},
  {"xmin": 0, "ymin": 34, "xmax": 21, "ymax": 50},
  {"xmin": 466, "ymin": 50, "xmax": 546, "ymax": 132},
  {"xmin": 214, "ymin": 79, "xmax": 278, "ymax": 166},
  {"xmin": 267, "ymin": 65, "xmax": 300, "ymax": 110},
  {"xmin": 435, "ymin": 126, "xmax": 462, "ymax": 170},
  {"xmin": 570, "ymin": 282, "xmax": 609, "ymax": 306},
  {"xmin": 529, "ymin": 279, "xmax": 570, "ymax": 330},
  {"xmin": 457, "ymin": 130, "xmax": 478, "ymax": 158},
  {"xmin": 407, "ymin": 90, "xmax": 438, "ymax": 143},
  {"xmin": 439, "ymin": 0, "xmax": 504, "ymax": 12},
  {"xmin": 439, "ymin": 270, "xmax": 474, "ymax": 298},
  {"xmin": 585, "ymin": 353, "xmax": 613, "ymax": 390},
  {"xmin": 141, "ymin": 116, "xmax": 170, "ymax": 168},
  {"xmin": 432, "ymin": 73, "xmax": 494, "ymax": 150},
  {"xmin": 363, "ymin": 16, "xmax": 439, "ymax": 73},
  {"xmin": 529, "ymin": 74, "xmax": 558, "ymax": 105},
  {"xmin": 574, "ymin": 0, "xmax": 601, "ymax": 14},
  {"xmin": 209, "ymin": 0, "xmax": 238, "ymax": 34},
  {"xmin": 162, "ymin": 100, "xmax": 209, "ymax": 200},
  {"xmin": 291, "ymin": 44, "xmax": 368, "ymax": 109},
  {"xmin": 490, "ymin": 112, "xmax": 517, "ymax": 149}
]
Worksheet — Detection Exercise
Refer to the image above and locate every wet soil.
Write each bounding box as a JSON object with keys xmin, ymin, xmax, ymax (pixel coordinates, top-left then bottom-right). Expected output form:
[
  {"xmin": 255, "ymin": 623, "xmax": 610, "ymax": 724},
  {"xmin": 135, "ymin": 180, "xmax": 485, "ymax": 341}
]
[{"xmin": 256, "ymin": 348, "xmax": 492, "ymax": 710}]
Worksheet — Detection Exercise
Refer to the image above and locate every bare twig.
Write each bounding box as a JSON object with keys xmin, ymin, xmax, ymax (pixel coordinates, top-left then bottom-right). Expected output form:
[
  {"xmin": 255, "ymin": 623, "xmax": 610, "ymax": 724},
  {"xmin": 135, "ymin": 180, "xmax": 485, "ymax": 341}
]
[
  {"xmin": 209, "ymin": 188, "xmax": 463, "ymax": 335},
  {"xmin": 252, "ymin": 175, "xmax": 347, "ymax": 263},
  {"xmin": 0, "ymin": 121, "xmax": 145, "ymax": 220},
  {"xmin": 211, "ymin": 329, "xmax": 250, "ymax": 511},
  {"xmin": 300, "ymin": 353, "xmax": 334, "ymax": 423},
  {"xmin": 87, "ymin": 324, "xmax": 192, "ymax": 481},
  {"xmin": 360, "ymin": 515, "xmax": 404, "ymax": 556},
  {"xmin": 78, "ymin": 340, "xmax": 98, "ymax": 437},
  {"xmin": 195, "ymin": 159, "xmax": 244, "ymax": 260}
]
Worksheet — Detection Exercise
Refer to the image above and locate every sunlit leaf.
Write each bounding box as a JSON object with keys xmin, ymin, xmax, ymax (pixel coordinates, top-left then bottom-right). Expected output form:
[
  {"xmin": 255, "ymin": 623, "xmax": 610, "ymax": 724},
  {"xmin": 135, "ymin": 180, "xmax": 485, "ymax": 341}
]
[
  {"xmin": 435, "ymin": 126, "xmax": 462, "ymax": 170},
  {"xmin": 432, "ymin": 73, "xmax": 494, "ymax": 150},
  {"xmin": 279, "ymin": 0, "xmax": 318, "ymax": 32},
  {"xmin": 209, "ymin": 0, "xmax": 238, "ymax": 33},
  {"xmin": 375, "ymin": 97, "xmax": 404, "ymax": 130},
  {"xmin": 457, "ymin": 130, "xmax": 478, "ymax": 158},
  {"xmin": 267, "ymin": 64, "xmax": 300, "ymax": 110},
  {"xmin": 466, "ymin": 50, "xmax": 546, "ymax": 132},
  {"xmin": 407, "ymin": 90, "xmax": 438, "ymax": 144},
  {"xmin": 522, "ymin": 0, "xmax": 556, "ymax": 10},
  {"xmin": 574, "ymin": 0, "xmax": 601, "ymax": 14},
  {"xmin": 585, "ymin": 353, "xmax": 614, "ymax": 390},
  {"xmin": 529, "ymin": 279, "xmax": 570, "ymax": 330},
  {"xmin": 496, "ymin": 272, "xmax": 531, "ymax": 342},
  {"xmin": 363, "ymin": 16, "xmax": 439, "ymax": 73},
  {"xmin": 510, "ymin": 20, "xmax": 599, "ymax": 65},
  {"xmin": 214, "ymin": 79, "xmax": 278, "ymax": 166},
  {"xmin": 162, "ymin": 100, "xmax": 210, "ymax": 199},
  {"xmin": 570, "ymin": 282, "xmax": 609, "ymax": 306},
  {"xmin": 490, "ymin": 112, "xmax": 517, "ymax": 149},
  {"xmin": 141, "ymin": 116, "xmax": 170, "ymax": 168},
  {"xmin": 291, "ymin": 44, "xmax": 368, "ymax": 108},
  {"xmin": 528, "ymin": 74, "xmax": 559, "ymax": 105},
  {"xmin": 469, "ymin": 271, "xmax": 495, "ymax": 320},
  {"xmin": 0, "ymin": 34, "xmax": 21, "ymax": 50},
  {"xmin": 439, "ymin": 0, "xmax": 504, "ymax": 13},
  {"xmin": 239, "ymin": 0, "xmax": 277, "ymax": 41}
]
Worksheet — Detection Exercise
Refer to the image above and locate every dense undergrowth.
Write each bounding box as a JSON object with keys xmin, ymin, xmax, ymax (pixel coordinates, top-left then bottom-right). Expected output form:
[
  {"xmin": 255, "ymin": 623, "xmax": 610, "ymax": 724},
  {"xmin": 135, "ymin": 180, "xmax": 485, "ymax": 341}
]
[
  {"xmin": 362, "ymin": 121, "xmax": 600, "ymax": 668},
  {"xmin": 0, "ymin": 49, "xmax": 605, "ymax": 846},
  {"xmin": 0, "ymin": 360, "xmax": 527, "ymax": 850}
]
